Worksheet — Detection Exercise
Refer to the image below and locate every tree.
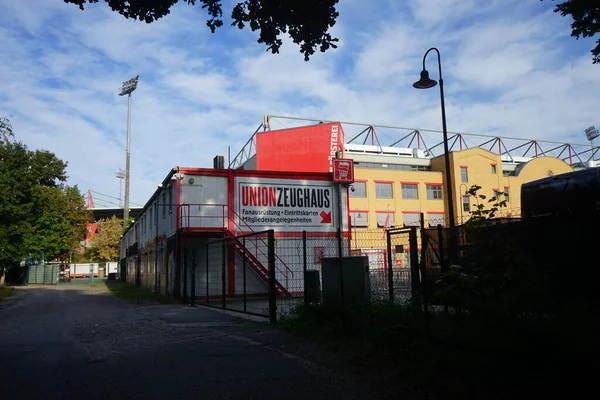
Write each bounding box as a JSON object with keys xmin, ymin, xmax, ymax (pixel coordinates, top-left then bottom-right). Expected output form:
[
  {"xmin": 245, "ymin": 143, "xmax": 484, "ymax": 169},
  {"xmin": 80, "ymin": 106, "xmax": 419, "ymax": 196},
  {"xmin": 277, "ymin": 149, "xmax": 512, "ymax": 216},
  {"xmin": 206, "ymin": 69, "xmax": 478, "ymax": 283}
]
[
  {"xmin": 0, "ymin": 116, "xmax": 13, "ymax": 144},
  {"xmin": 548, "ymin": 0, "xmax": 600, "ymax": 64},
  {"xmin": 0, "ymin": 117, "xmax": 87, "ymax": 283},
  {"xmin": 90, "ymin": 216, "xmax": 123, "ymax": 261},
  {"xmin": 24, "ymin": 185, "xmax": 91, "ymax": 261},
  {"xmin": 63, "ymin": 0, "xmax": 339, "ymax": 60}
]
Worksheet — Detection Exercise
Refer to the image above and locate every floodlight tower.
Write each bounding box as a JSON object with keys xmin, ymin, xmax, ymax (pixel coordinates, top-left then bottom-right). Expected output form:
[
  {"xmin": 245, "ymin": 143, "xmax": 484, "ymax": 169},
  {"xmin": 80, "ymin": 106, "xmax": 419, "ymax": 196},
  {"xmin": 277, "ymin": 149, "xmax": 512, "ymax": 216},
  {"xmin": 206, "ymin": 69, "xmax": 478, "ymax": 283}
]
[
  {"xmin": 119, "ymin": 75, "xmax": 139, "ymax": 226},
  {"xmin": 115, "ymin": 169, "xmax": 125, "ymax": 207},
  {"xmin": 585, "ymin": 126, "xmax": 599, "ymax": 152}
]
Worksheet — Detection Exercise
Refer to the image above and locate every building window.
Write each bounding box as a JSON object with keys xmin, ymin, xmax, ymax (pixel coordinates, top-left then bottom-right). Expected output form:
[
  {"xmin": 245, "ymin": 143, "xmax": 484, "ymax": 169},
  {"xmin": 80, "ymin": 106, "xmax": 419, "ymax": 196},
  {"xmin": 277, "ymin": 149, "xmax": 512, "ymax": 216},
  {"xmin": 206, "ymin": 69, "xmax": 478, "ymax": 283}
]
[
  {"xmin": 426, "ymin": 184, "xmax": 443, "ymax": 200},
  {"xmin": 149, "ymin": 208, "xmax": 153, "ymax": 227},
  {"xmin": 504, "ymin": 187, "xmax": 510, "ymax": 202},
  {"xmin": 403, "ymin": 213, "xmax": 420, "ymax": 227},
  {"xmin": 460, "ymin": 167, "xmax": 468, "ymax": 183},
  {"xmin": 462, "ymin": 195, "xmax": 470, "ymax": 212},
  {"xmin": 491, "ymin": 164, "xmax": 497, "ymax": 174},
  {"xmin": 428, "ymin": 214, "xmax": 446, "ymax": 227},
  {"xmin": 350, "ymin": 181, "xmax": 367, "ymax": 198},
  {"xmin": 162, "ymin": 192, "xmax": 167, "ymax": 217},
  {"xmin": 168, "ymin": 185, "xmax": 173, "ymax": 214},
  {"xmin": 376, "ymin": 212, "xmax": 395, "ymax": 228},
  {"xmin": 493, "ymin": 189, "xmax": 501, "ymax": 199},
  {"xmin": 350, "ymin": 211, "xmax": 368, "ymax": 227},
  {"xmin": 375, "ymin": 182, "xmax": 393, "ymax": 199},
  {"xmin": 401, "ymin": 183, "xmax": 419, "ymax": 199}
]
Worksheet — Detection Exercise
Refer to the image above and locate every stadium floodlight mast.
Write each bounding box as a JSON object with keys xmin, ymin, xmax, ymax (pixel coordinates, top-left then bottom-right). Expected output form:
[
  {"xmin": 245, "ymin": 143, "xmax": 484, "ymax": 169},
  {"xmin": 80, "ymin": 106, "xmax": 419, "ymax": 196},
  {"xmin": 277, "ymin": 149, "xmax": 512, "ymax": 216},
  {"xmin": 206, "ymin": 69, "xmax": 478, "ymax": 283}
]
[
  {"xmin": 119, "ymin": 75, "xmax": 139, "ymax": 226},
  {"xmin": 115, "ymin": 169, "xmax": 125, "ymax": 208},
  {"xmin": 585, "ymin": 126, "xmax": 599, "ymax": 153}
]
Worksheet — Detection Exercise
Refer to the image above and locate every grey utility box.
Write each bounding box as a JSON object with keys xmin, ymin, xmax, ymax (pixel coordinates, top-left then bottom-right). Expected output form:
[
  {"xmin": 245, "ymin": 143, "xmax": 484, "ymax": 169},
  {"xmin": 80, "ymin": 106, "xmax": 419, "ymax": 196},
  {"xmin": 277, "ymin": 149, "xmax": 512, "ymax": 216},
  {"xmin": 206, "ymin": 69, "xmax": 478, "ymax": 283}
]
[{"xmin": 321, "ymin": 256, "xmax": 371, "ymax": 308}]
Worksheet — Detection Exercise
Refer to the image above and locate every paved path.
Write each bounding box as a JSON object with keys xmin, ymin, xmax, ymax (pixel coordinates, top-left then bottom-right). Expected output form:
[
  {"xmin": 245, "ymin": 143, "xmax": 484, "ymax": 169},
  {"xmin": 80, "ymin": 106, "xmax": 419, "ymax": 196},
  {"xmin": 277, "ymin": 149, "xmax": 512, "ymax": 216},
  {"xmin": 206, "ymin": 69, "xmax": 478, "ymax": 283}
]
[{"xmin": 0, "ymin": 284, "xmax": 378, "ymax": 400}]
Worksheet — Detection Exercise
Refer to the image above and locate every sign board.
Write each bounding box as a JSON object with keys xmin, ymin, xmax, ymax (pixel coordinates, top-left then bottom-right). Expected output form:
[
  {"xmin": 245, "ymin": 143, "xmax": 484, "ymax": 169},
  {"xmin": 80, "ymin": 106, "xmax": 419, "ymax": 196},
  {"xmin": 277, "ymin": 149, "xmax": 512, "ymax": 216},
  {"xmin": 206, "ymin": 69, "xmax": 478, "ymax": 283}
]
[
  {"xmin": 235, "ymin": 177, "xmax": 339, "ymax": 231},
  {"xmin": 332, "ymin": 158, "xmax": 354, "ymax": 183},
  {"xmin": 256, "ymin": 122, "xmax": 345, "ymax": 173}
]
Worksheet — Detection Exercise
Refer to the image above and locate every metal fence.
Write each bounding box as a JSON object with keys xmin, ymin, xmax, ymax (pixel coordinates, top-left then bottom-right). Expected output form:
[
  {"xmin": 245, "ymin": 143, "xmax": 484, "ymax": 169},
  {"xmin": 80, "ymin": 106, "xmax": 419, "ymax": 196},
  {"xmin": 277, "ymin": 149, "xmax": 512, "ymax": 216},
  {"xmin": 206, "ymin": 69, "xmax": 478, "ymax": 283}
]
[{"xmin": 203, "ymin": 230, "xmax": 277, "ymax": 320}]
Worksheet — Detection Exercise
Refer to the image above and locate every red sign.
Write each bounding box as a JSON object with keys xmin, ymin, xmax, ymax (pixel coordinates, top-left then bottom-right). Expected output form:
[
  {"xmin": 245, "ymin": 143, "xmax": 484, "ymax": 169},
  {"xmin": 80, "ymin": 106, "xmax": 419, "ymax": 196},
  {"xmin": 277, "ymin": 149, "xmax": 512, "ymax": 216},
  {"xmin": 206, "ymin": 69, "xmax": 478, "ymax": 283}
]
[
  {"xmin": 332, "ymin": 158, "xmax": 355, "ymax": 183},
  {"xmin": 255, "ymin": 122, "xmax": 345, "ymax": 173}
]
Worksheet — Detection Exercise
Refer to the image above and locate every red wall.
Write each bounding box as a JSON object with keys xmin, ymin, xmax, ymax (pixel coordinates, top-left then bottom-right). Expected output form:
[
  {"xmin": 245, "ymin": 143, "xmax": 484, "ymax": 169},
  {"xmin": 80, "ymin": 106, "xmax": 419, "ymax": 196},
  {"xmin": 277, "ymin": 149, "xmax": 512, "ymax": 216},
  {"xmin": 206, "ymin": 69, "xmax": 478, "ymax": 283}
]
[{"xmin": 256, "ymin": 122, "xmax": 345, "ymax": 173}]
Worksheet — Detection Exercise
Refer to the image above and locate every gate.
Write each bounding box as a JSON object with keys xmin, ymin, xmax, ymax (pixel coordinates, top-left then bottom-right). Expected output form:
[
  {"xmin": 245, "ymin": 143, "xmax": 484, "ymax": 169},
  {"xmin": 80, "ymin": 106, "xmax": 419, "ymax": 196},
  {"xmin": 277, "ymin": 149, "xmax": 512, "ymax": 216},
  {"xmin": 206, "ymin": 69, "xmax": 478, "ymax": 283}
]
[
  {"xmin": 383, "ymin": 226, "xmax": 419, "ymax": 303},
  {"xmin": 203, "ymin": 230, "xmax": 280, "ymax": 322},
  {"xmin": 420, "ymin": 225, "xmax": 448, "ymax": 308},
  {"xmin": 25, "ymin": 264, "xmax": 59, "ymax": 285}
]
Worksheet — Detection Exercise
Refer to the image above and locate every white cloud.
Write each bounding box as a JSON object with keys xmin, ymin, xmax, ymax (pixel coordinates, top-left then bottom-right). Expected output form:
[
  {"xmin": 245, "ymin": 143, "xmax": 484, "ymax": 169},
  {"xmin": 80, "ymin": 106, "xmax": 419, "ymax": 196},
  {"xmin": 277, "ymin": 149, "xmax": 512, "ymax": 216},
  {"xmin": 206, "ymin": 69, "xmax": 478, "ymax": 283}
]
[{"xmin": 0, "ymin": 0, "xmax": 598, "ymax": 207}]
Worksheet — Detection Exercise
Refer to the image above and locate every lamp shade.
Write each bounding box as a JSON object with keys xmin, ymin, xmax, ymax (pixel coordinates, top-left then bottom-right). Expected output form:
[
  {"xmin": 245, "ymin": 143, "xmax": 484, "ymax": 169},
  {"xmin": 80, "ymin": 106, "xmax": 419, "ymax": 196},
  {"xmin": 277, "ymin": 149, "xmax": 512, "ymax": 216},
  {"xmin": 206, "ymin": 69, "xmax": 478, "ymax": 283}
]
[{"xmin": 413, "ymin": 70, "xmax": 437, "ymax": 89}]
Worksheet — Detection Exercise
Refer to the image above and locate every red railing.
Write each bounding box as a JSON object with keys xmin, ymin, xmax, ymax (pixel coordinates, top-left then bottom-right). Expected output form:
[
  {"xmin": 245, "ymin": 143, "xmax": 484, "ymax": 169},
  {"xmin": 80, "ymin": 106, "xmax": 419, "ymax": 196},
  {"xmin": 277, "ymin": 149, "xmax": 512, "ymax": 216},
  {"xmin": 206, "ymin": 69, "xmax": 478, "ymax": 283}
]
[{"xmin": 178, "ymin": 204, "xmax": 294, "ymax": 285}]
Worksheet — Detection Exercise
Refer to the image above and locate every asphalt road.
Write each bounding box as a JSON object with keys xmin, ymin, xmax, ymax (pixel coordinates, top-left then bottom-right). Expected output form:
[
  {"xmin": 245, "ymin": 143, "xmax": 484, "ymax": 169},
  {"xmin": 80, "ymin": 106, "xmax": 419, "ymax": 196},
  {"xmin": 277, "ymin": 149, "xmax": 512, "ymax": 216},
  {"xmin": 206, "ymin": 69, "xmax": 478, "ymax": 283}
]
[{"xmin": 0, "ymin": 283, "xmax": 376, "ymax": 400}]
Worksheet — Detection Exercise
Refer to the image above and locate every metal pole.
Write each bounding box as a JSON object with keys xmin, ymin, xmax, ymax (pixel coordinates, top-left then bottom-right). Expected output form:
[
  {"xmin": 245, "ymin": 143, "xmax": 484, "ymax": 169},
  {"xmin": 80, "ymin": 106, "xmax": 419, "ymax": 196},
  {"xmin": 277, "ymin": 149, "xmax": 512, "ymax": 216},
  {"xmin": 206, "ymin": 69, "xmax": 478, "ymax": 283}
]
[
  {"xmin": 243, "ymin": 237, "xmax": 247, "ymax": 313},
  {"xmin": 337, "ymin": 184, "xmax": 345, "ymax": 324},
  {"xmin": 267, "ymin": 230, "xmax": 277, "ymax": 323},
  {"xmin": 191, "ymin": 251, "xmax": 196, "ymax": 306},
  {"xmin": 302, "ymin": 230, "xmax": 308, "ymax": 305},
  {"xmin": 386, "ymin": 230, "xmax": 394, "ymax": 303},
  {"xmin": 123, "ymin": 93, "xmax": 132, "ymax": 226},
  {"xmin": 221, "ymin": 240, "xmax": 226, "ymax": 310},
  {"xmin": 206, "ymin": 242, "xmax": 210, "ymax": 305},
  {"xmin": 437, "ymin": 68, "xmax": 456, "ymax": 229}
]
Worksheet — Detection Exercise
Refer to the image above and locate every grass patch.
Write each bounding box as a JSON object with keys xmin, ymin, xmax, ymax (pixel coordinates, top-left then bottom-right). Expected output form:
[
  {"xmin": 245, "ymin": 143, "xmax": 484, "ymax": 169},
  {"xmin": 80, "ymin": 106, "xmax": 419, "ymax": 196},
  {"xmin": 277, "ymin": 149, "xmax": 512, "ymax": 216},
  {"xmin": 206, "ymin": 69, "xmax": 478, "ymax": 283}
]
[
  {"xmin": 279, "ymin": 301, "xmax": 596, "ymax": 399},
  {"xmin": 0, "ymin": 285, "xmax": 16, "ymax": 302},
  {"xmin": 104, "ymin": 281, "xmax": 172, "ymax": 305}
]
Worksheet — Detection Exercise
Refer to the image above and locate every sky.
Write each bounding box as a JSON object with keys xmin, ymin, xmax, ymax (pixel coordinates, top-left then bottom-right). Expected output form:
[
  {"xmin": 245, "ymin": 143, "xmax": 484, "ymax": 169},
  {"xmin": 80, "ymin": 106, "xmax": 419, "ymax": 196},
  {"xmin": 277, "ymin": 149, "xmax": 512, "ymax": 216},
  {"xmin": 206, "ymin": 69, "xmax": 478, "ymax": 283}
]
[{"xmin": 0, "ymin": 0, "xmax": 598, "ymax": 208}]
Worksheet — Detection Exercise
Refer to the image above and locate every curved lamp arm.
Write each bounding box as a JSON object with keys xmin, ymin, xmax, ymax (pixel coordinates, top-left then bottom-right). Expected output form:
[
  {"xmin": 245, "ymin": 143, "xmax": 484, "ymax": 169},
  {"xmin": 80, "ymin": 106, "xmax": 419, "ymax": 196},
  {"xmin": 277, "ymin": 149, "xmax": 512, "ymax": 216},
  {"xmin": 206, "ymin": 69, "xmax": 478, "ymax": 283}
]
[{"xmin": 422, "ymin": 47, "xmax": 443, "ymax": 80}]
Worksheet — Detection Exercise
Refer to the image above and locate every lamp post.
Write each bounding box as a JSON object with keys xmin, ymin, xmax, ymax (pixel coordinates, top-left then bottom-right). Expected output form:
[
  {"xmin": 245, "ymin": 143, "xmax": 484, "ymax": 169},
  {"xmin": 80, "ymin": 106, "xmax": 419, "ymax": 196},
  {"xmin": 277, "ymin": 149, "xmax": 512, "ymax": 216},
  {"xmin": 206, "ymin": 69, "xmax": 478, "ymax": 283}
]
[
  {"xmin": 115, "ymin": 169, "xmax": 125, "ymax": 208},
  {"xmin": 459, "ymin": 183, "xmax": 470, "ymax": 224},
  {"xmin": 413, "ymin": 48, "xmax": 456, "ymax": 229},
  {"xmin": 119, "ymin": 75, "xmax": 139, "ymax": 227}
]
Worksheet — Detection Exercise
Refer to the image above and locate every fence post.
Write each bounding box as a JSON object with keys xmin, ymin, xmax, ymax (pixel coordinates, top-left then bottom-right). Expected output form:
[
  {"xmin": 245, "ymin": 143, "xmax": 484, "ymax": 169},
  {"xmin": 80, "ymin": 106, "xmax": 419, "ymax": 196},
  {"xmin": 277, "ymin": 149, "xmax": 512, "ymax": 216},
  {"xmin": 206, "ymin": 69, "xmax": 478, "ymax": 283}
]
[
  {"xmin": 267, "ymin": 229, "xmax": 277, "ymax": 323},
  {"xmin": 190, "ymin": 250, "xmax": 196, "ymax": 307},
  {"xmin": 386, "ymin": 230, "xmax": 394, "ymax": 303},
  {"xmin": 302, "ymin": 230, "xmax": 308, "ymax": 305},
  {"xmin": 409, "ymin": 226, "xmax": 420, "ymax": 297},
  {"xmin": 205, "ymin": 242, "xmax": 209, "ymax": 305},
  {"xmin": 437, "ymin": 225, "xmax": 447, "ymax": 274},
  {"xmin": 243, "ymin": 236, "xmax": 247, "ymax": 313},
  {"xmin": 182, "ymin": 238, "xmax": 187, "ymax": 303},
  {"xmin": 437, "ymin": 224, "xmax": 448, "ymax": 314},
  {"xmin": 221, "ymin": 239, "xmax": 227, "ymax": 311}
]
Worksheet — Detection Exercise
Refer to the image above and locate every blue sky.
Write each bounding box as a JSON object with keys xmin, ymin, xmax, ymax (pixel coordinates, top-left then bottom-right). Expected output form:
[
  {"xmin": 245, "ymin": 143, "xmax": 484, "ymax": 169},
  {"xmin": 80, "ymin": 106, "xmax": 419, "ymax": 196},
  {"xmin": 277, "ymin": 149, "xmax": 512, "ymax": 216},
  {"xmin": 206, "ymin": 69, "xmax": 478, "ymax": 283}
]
[{"xmin": 0, "ymin": 0, "xmax": 598, "ymax": 207}]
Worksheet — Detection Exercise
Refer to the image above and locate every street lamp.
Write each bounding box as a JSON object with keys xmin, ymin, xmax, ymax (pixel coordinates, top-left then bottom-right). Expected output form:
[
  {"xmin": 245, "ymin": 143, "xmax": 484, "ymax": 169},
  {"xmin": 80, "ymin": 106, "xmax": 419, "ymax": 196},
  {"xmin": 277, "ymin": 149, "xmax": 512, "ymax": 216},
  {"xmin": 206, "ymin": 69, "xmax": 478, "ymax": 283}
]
[
  {"xmin": 115, "ymin": 169, "xmax": 125, "ymax": 208},
  {"xmin": 413, "ymin": 48, "xmax": 456, "ymax": 229},
  {"xmin": 119, "ymin": 75, "xmax": 139, "ymax": 226}
]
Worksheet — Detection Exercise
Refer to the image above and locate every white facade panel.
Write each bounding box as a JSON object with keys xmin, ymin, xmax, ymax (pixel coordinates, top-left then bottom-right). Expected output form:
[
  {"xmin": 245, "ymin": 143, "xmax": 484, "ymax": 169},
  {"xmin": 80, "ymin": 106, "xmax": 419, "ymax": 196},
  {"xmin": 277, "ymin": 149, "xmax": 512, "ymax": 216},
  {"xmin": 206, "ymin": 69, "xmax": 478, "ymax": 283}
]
[{"xmin": 181, "ymin": 175, "xmax": 228, "ymax": 229}]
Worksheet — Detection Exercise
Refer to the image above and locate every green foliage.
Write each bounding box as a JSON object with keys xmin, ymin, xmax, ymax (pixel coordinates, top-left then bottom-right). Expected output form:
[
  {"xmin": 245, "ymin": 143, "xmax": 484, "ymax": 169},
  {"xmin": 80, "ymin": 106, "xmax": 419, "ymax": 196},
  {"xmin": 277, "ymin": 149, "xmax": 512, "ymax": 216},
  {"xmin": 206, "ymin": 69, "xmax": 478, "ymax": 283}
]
[
  {"xmin": 0, "ymin": 117, "xmax": 89, "ymax": 275},
  {"xmin": 105, "ymin": 281, "xmax": 172, "ymax": 304},
  {"xmin": 465, "ymin": 184, "xmax": 507, "ymax": 223},
  {"xmin": 0, "ymin": 116, "xmax": 14, "ymax": 143},
  {"xmin": 550, "ymin": 0, "xmax": 600, "ymax": 64},
  {"xmin": 24, "ymin": 185, "xmax": 91, "ymax": 260},
  {"xmin": 123, "ymin": 216, "xmax": 135, "ymax": 233},
  {"xmin": 435, "ymin": 184, "xmax": 539, "ymax": 316},
  {"xmin": 63, "ymin": 0, "xmax": 339, "ymax": 61},
  {"xmin": 90, "ymin": 216, "xmax": 123, "ymax": 261}
]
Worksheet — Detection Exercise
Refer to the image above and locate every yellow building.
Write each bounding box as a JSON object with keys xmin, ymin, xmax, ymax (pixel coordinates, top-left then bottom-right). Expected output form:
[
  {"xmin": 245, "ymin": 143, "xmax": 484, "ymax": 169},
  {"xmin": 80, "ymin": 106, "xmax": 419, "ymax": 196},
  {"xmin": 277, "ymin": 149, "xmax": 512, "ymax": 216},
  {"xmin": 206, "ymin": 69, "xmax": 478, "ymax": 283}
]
[{"xmin": 345, "ymin": 144, "xmax": 573, "ymax": 232}]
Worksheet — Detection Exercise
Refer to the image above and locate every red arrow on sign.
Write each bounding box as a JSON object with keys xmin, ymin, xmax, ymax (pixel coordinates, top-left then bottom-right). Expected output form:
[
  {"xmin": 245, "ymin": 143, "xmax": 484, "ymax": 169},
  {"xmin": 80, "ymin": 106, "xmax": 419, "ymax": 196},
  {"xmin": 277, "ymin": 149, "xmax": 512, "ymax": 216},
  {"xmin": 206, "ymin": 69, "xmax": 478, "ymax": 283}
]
[{"xmin": 320, "ymin": 211, "xmax": 332, "ymax": 224}]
